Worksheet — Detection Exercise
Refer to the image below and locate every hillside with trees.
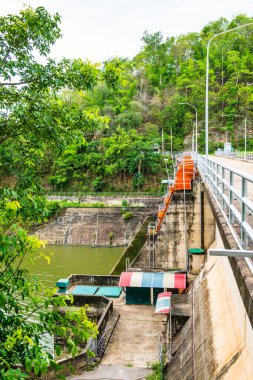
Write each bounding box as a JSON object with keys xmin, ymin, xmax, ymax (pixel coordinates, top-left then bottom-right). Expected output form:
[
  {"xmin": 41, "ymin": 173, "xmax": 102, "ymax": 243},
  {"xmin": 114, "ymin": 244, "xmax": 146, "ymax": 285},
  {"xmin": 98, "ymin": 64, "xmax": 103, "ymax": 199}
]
[
  {"xmin": 1, "ymin": 11, "xmax": 253, "ymax": 194},
  {"xmin": 44, "ymin": 14, "xmax": 253, "ymax": 193}
]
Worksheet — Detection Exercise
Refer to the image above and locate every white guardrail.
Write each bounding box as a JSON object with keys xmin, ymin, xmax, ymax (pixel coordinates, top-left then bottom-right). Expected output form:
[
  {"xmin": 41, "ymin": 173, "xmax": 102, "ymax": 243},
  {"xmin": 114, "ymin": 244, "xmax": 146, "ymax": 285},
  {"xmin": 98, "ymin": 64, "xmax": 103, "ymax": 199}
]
[
  {"xmin": 197, "ymin": 155, "xmax": 253, "ymax": 251},
  {"xmin": 215, "ymin": 150, "xmax": 253, "ymax": 161}
]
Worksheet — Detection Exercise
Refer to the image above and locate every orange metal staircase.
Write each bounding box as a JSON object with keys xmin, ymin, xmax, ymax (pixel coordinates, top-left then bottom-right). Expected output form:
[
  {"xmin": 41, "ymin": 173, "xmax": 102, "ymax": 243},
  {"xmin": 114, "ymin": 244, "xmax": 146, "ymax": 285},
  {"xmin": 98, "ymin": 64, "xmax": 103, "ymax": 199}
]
[{"xmin": 154, "ymin": 154, "xmax": 196, "ymax": 233}]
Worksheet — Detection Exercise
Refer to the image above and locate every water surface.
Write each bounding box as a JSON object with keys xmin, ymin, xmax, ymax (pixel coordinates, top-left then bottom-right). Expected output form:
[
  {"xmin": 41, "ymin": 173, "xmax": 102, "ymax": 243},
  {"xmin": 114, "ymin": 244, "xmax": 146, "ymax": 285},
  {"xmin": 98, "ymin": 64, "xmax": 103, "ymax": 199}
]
[{"xmin": 27, "ymin": 245, "xmax": 124, "ymax": 288}]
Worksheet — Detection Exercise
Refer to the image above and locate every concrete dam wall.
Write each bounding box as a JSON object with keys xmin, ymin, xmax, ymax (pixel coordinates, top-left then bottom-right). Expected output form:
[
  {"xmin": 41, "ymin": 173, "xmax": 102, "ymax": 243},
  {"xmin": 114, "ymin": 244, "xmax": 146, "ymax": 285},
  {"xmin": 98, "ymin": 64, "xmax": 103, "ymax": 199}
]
[
  {"xmin": 166, "ymin": 227, "xmax": 253, "ymax": 380},
  {"xmin": 35, "ymin": 197, "xmax": 162, "ymax": 246},
  {"xmin": 164, "ymin": 182, "xmax": 253, "ymax": 379}
]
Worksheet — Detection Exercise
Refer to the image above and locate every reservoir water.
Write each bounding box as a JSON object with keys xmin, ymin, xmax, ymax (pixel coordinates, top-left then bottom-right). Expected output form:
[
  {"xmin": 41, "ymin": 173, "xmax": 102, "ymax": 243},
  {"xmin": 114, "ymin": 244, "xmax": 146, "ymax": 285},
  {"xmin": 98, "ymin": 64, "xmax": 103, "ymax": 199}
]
[{"xmin": 27, "ymin": 245, "xmax": 124, "ymax": 288}]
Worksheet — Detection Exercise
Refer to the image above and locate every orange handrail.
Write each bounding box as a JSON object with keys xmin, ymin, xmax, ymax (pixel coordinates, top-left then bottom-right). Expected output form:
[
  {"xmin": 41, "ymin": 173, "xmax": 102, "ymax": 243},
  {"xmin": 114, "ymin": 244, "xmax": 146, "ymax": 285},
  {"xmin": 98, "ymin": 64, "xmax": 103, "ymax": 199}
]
[{"xmin": 155, "ymin": 154, "xmax": 196, "ymax": 233}]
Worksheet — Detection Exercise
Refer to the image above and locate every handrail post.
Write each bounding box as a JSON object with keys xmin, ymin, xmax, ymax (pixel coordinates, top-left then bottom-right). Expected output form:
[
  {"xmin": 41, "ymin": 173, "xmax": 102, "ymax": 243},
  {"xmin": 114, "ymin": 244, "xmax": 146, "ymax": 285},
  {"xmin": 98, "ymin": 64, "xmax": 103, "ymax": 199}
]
[
  {"xmin": 241, "ymin": 177, "xmax": 247, "ymax": 247},
  {"xmin": 221, "ymin": 167, "xmax": 225, "ymax": 209},
  {"xmin": 229, "ymin": 171, "xmax": 234, "ymax": 223}
]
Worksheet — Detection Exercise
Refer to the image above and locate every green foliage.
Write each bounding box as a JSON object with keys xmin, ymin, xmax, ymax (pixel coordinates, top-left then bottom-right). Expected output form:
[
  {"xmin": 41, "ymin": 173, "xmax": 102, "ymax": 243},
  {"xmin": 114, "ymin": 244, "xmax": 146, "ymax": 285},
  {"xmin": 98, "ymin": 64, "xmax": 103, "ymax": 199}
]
[
  {"xmin": 0, "ymin": 5, "xmax": 102, "ymax": 194},
  {"xmin": 147, "ymin": 361, "xmax": 163, "ymax": 380},
  {"xmin": 92, "ymin": 177, "xmax": 106, "ymax": 192},
  {"xmin": 122, "ymin": 211, "xmax": 133, "ymax": 220},
  {"xmin": 0, "ymin": 6, "xmax": 103, "ymax": 377},
  {"xmin": 121, "ymin": 199, "xmax": 129, "ymax": 211},
  {"xmin": 108, "ymin": 231, "xmax": 114, "ymax": 245},
  {"xmin": 45, "ymin": 200, "xmax": 106, "ymax": 220},
  {"xmin": 42, "ymin": 13, "xmax": 253, "ymax": 193},
  {"xmin": 0, "ymin": 201, "xmax": 98, "ymax": 378}
]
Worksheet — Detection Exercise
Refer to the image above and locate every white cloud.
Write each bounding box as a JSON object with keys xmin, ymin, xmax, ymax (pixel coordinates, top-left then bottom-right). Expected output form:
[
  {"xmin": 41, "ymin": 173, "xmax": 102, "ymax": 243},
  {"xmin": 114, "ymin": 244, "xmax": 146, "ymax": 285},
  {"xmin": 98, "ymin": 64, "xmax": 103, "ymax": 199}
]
[{"xmin": 1, "ymin": 0, "xmax": 253, "ymax": 62}]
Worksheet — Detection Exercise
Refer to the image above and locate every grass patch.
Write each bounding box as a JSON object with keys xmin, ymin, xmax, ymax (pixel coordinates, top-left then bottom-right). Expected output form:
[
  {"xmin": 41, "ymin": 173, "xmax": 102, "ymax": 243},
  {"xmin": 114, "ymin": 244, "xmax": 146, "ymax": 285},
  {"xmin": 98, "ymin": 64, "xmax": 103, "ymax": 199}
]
[{"xmin": 147, "ymin": 361, "xmax": 163, "ymax": 380}]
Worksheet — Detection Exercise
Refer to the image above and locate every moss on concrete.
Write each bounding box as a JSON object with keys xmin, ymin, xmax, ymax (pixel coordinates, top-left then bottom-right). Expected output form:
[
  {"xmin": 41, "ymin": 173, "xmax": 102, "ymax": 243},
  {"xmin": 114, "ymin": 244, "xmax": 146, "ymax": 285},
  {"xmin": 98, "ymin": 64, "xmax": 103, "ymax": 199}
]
[{"xmin": 110, "ymin": 216, "xmax": 154, "ymax": 275}]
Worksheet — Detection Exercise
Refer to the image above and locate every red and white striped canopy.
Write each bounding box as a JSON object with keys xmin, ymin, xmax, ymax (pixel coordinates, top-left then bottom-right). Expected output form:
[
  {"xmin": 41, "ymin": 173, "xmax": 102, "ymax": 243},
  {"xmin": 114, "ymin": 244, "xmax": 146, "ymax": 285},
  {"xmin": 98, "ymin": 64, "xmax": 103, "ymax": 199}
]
[
  {"xmin": 155, "ymin": 292, "xmax": 172, "ymax": 314},
  {"xmin": 119, "ymin": 272, "xmax": 186, "ymax": 289}
]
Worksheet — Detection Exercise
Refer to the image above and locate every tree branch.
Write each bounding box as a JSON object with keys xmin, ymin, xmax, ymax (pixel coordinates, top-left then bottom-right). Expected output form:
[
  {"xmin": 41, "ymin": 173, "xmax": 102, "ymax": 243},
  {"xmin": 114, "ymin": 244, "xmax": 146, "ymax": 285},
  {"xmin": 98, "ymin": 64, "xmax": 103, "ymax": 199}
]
[
  {"xmin": 0, "ymin": 241, "xmax": 28, "ymax": 277},
  {"xmin": 0, "ymin": 80, "xmax": 33, "ymax": 87}
]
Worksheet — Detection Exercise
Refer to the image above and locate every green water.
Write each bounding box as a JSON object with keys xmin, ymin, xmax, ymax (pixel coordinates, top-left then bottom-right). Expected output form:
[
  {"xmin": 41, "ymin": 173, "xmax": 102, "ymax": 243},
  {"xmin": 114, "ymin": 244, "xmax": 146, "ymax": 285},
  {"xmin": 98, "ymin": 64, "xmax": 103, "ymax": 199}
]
[{"xmin": 27, "ymin": 245, "xmax": 124, "ymax": 288}]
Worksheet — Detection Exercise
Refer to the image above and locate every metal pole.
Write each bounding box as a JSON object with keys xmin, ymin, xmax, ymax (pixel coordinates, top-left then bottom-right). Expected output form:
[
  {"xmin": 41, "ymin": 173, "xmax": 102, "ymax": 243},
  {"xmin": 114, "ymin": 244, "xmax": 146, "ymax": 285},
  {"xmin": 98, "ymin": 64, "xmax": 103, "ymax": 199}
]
[
  {"xmin": 164, "ymin": 159, "xmax": 169, "ymax": 180},
  {"xmin": 205, "ymin": 23, "xmax": 253, "ymax": 159},
  {"xmin": 169, "ymin": 310, "xmax": 172, "ymax": 359},
  {"xmin": 192, "ymin": 126, "xmax": 194, "ymax": 152},
  {"xmin": 195, "ymin": 108, "xmax": 198, "ymax": 154},
  {"xmin": 179, "ymin": 102, "xmax": 197, "ymax": 153},
  {"xmin": 170, "ymin": 128, "xmax": 173, "ymax": 158},
  {"xmin": 162, "ymin": 128, "xmax": 164, "ymax": 155},
  {"xmin": 244, "ymin": 117, "xmax": 247, "ymax": 161},
  {"xmin": 205, "ymin": 40, "xmax": 210, "ymax": 158}
]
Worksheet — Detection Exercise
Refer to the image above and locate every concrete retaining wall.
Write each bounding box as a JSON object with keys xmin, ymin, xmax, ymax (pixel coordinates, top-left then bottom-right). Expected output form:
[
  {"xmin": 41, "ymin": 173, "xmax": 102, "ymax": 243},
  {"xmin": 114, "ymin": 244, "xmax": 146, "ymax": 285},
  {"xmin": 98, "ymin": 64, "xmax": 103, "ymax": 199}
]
[
  {"xmin": 68, "ymin": 274, "xmax": 120, "ymax": 287},
  {"xmin": 35, "ymin": 207, "xmax": 153, "ymax": 246}
]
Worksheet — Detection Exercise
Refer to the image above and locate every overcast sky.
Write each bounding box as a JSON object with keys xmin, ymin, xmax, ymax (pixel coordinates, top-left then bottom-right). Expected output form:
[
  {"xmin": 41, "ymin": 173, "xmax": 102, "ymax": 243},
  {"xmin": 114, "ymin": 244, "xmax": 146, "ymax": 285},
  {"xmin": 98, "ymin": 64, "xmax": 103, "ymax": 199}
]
[{"xmin": 1, "ymin": 0, "xmax": 253, "ymax": 62}]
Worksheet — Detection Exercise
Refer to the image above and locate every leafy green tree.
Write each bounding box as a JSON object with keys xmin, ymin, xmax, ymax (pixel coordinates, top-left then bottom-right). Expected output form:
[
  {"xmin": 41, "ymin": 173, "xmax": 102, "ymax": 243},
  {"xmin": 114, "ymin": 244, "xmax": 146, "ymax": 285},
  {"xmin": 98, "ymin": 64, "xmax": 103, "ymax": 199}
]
[
  {"xmin": 0, "ymin": 6, "xmax": 102, "ymax": 377},
  {"xmin": 0, "ymin": 6, "xmax": 101, "ymax": 194},
  {"xmin": 135, "ymin": 31, "xmax": 175, "ymax": 89},
  {"xmin": 0, "ymin": 200, "xmax": 98, "ymax": 379}
]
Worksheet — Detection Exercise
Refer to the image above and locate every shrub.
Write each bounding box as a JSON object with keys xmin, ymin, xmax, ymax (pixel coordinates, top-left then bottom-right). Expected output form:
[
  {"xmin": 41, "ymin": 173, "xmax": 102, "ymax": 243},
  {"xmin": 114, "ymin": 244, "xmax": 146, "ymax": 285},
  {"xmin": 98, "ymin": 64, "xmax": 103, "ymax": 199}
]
[{"xmin": 122, "ymin": 211, "xmax": 133, "ymax": 220}]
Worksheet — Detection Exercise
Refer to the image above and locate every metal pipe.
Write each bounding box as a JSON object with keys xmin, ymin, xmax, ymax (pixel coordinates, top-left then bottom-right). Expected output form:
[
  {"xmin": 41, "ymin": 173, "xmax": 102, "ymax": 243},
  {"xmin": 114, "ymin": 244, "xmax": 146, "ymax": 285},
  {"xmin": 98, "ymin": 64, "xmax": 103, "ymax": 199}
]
[
  {"xmin": 169, "ymin": 309, "xmax": 172, "ymax": 359},
  {"xmin": 179, "ymin": 102, "xmax": 198, "ymax": 153},
  {"xmin": 205, "ymin": 23, "xmax": 253, "ymax": 158}
]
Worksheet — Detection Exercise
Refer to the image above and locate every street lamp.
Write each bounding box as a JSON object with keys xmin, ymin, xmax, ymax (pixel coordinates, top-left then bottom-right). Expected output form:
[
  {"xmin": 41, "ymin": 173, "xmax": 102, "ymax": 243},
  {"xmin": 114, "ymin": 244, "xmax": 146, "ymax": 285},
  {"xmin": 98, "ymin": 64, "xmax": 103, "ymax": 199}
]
[
  {"xmin": 179, "ymin": 102, "xmax": 198, "ymax": 153},
  {"xmin": 205, "ymin": 22, "xmax": 253, "ymax": 158},
  {"xmin": 164, "ymin": 158, "xmax": 169, "ymax": 179},
  {"xmin": 221, "ymin": 114, "xmax": 247, "ymax": 160}
]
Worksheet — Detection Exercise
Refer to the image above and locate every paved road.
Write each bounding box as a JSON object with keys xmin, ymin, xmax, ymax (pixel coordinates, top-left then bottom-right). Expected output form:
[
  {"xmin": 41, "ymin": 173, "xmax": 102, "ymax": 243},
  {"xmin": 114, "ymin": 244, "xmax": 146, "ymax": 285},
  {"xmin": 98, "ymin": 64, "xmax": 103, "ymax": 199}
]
[
  {"xmin": 209, "ymin": 155, "xmax": 253, "ymax": 177},
  {"xmin": 208, "ymin": 155, "xmax": 253, "ymax": 202},
  {"xmin": 205, "ymin": 156, "xmax": 253, "ymax": 250}
]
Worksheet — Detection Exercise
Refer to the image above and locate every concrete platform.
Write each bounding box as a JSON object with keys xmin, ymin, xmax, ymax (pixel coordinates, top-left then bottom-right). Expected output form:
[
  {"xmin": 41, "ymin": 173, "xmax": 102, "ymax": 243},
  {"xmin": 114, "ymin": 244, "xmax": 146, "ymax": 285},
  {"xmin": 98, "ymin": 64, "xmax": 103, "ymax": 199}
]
[
  {"xmin": 101, "ymin": 298, "xmax": 166, "ymax": 367},
  {"xmin": 68, "ymin": 297, "xmax": 166, "ymax": 379},
  {"xmin": 68, "ymin": 364, "xmax": 151, "ymax": 380}
]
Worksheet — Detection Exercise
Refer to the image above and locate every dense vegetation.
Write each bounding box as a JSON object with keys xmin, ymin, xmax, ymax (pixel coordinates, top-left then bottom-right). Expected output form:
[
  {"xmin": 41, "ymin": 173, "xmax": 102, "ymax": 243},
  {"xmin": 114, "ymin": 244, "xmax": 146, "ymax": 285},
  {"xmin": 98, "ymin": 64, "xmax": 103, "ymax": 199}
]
[
  {"xmin": 1, "ymin": 11, "xmax": 253, "ymax": 194},
  {"xmin": 1, "ymin": 5, "xmax": 253, "ymax": 378},
  {"xmin": 0, "ymin": 7, "xmax": 99, "ymax": 378},
  {"xmin": 46, "ymin": 14, "xmax": 253, "ymax": 193}
]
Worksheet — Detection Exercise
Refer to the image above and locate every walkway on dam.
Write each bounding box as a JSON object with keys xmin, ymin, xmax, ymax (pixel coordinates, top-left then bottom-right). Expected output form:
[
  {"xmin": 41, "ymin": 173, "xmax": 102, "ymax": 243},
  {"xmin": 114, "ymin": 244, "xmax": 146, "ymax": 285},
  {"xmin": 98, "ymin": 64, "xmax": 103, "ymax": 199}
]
[
  {"xmin": 209, "ymin": 154, "xmax": 253, "ymax": 188},
  {"xmin": 206, "ymin": 155, "xmax": 253, "ymax": 251},
  {"xmin": 209, "ymin": 155, "xmax": 253, "ymax": 177},
  {"xmin": 68, "ymin": 298, "xmax": 166, "ymax": 380}
]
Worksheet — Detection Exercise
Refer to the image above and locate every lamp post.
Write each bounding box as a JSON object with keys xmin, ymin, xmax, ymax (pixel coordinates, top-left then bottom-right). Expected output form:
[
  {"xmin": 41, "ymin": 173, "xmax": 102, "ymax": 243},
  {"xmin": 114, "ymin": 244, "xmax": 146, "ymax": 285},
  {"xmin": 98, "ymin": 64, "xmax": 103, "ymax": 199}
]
[
  {"xmin": 221, "ymin": 114, "xmax": 247, "ymax": 160},
  {"xmin": 205, "ymin": 22, "xmax": 253, "ymax": 158},
  {"xmin": 179, "ymin": 102, "xmax": 198, "ymax": 153},
  {"xmin": 170, "ymin": 127, "xmax": 173, "ymax": 158},
  {"xmin": 164, "ymin": 158, "xmax": 169, "ymax": 180}
]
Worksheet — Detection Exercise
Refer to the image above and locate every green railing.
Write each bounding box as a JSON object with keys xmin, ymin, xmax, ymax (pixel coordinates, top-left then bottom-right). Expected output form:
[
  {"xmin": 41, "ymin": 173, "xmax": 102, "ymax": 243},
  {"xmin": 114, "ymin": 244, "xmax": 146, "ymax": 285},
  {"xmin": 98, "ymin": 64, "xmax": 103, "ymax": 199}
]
[{"xmin": 45, "ymin": 191, "xmax": 162, "ymax": 197}]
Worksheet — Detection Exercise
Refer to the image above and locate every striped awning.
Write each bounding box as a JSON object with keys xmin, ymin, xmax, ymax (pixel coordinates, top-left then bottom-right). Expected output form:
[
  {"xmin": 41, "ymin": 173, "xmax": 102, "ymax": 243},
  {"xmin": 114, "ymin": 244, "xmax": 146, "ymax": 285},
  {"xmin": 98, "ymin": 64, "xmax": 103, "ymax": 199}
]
[
  {"xmin": 118, "ymin": 272, "xmax": 186, "ymax": 289},
  {"xmin": 155, "ymin": 292, "xmax": 172, "ymax": 314}
]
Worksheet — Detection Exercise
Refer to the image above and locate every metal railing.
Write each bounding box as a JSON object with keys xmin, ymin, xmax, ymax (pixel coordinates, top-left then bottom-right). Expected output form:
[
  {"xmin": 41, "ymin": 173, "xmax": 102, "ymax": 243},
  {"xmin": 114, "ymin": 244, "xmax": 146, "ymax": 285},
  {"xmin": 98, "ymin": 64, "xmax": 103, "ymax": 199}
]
[
  {"xmin": 197, "ymin": 155, "xmax": 253, "ymax": 250},
  {"xmin": 214, "ymin": 150, "xmax": 253, "ymax": 161}
]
